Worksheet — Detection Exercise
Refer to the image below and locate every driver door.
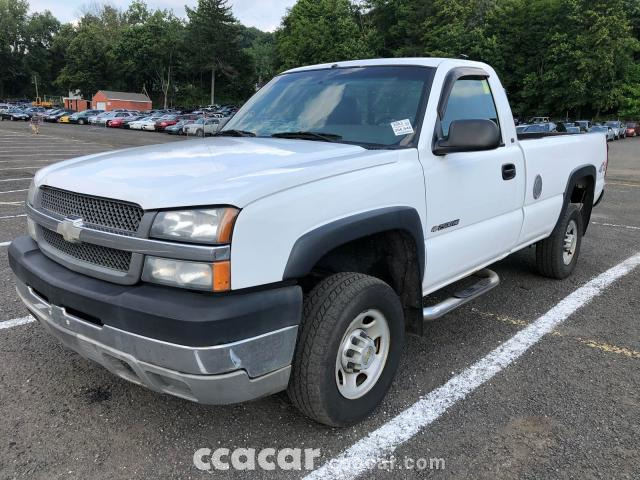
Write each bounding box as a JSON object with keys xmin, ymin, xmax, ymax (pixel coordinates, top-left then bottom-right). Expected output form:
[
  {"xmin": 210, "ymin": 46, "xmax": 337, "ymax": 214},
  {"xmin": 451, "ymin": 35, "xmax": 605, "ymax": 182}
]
[{"xmin": 419, "ymin": 71, "xmax": 525, "ymax": 293}]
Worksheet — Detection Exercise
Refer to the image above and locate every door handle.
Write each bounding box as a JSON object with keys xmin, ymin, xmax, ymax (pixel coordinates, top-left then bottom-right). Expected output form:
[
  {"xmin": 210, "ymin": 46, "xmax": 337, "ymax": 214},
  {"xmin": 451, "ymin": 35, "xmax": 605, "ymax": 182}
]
[{"xmin": 502, "ymin": 163, "xmax": 516, "ymax": 180}]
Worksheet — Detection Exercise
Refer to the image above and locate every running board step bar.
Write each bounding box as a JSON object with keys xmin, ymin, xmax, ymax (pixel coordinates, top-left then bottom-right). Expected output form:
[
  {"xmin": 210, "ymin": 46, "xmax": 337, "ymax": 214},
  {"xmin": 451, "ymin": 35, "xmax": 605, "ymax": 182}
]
[{"xmin": 423, "ymin": 269, "xmax": 500, "ymax": 321}]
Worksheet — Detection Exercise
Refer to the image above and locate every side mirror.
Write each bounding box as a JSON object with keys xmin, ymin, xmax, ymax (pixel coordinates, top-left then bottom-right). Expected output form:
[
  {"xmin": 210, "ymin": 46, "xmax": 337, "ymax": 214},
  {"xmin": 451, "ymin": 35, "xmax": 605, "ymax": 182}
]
[{"xmin": 433, "ymin": 119, "xmax": 501, "ymax": 156}]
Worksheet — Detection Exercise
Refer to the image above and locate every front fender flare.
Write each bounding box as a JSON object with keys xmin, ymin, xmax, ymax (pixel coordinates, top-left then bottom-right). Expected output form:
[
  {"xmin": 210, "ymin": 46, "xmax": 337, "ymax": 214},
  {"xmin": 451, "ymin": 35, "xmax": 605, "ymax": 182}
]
[{"xmin": 282, "ymin": 207, "xmax": 425, "ymax": 281}]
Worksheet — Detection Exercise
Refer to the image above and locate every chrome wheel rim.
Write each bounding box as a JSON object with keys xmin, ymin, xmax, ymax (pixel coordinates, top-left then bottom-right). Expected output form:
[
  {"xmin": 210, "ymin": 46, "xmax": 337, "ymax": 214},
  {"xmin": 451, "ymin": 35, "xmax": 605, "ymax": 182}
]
[
  {"xmin": 335, "ymin": 309, "xmax": 390, "ymax": 400},
  {"xmin": 563, "ymin": 219, "xmax": 578, "ymax": 265}
]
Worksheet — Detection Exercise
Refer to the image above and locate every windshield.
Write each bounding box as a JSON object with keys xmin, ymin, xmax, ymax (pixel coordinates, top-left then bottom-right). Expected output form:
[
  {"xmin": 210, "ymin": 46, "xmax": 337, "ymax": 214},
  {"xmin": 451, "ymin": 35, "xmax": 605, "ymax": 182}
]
[{"xmin": 222, "ymin": 66, "xmax": 435, "ymax": 148}]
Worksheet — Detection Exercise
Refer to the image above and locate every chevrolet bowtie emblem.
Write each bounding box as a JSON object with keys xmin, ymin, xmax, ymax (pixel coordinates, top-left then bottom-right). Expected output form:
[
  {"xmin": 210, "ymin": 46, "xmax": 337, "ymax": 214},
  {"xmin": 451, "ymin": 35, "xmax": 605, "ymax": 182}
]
[{"xmin": 57, "ymin": 216, "xmax": 84, "ymax": 243}]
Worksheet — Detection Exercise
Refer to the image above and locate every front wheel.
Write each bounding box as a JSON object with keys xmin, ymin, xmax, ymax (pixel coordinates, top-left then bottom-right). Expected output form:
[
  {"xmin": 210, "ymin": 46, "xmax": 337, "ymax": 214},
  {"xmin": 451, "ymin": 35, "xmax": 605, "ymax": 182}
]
[
  {"xmin": 287, "ymin": 272, "xmax": 404, "ymax": 426},
  {"xmin": 536, "ymin": 204, "xmax": 583, "ymax": 279}
]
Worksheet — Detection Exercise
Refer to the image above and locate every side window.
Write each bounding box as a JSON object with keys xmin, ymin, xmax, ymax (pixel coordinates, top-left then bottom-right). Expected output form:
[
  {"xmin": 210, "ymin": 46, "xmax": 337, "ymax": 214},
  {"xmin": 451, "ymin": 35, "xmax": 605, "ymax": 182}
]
[{"xmin": 441, "ymin": 78, "xmax": 500, "ymax": 137}]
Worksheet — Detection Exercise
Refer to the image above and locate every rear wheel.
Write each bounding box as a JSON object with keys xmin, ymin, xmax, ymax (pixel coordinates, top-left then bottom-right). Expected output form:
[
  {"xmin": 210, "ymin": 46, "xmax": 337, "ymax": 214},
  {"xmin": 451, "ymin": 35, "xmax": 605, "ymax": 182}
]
[
  {"xmin": 287, "ymin": 272, "xmax": 404, "ymax": 426},
  {"xmin": 536, "ymin": 205, "xmax": 583, "ymax": 279}
]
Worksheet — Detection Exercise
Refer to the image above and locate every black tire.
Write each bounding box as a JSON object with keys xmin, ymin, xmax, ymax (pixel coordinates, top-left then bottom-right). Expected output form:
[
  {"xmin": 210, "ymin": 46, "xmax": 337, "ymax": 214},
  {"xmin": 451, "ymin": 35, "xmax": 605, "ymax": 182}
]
[
  {"xmin": 287, "ymin": 272, "xmax": 404, "ymax": 427},
  {"xmin": 78, "ymin": 118, "xmax": 85, "ymax": 125},
  {"xmin": 536, "ymin": 204, "xmax": 583, "ymax": 279}
]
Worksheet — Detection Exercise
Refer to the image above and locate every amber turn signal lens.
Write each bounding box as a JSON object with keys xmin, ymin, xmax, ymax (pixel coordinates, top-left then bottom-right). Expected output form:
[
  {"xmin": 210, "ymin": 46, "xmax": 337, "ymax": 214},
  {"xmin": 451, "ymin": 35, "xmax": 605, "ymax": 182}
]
[
  {"xmin": 212, "ymin": 261, "xmax": 231, "ymax": 292},
  {"xmin": 217, "ymin": 209, "xmax": 239, "ymax": 244}
]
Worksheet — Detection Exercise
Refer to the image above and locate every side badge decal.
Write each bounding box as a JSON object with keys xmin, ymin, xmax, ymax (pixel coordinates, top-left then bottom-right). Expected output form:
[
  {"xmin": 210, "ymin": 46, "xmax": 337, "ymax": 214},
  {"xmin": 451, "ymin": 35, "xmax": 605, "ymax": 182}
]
[
  {"xmin": 431, "ymin": 219, "xmax": 460, "ymax": 233},
  {"xmin": 533, "ymin": 175, "xmax": 543, "ymax": 199}
]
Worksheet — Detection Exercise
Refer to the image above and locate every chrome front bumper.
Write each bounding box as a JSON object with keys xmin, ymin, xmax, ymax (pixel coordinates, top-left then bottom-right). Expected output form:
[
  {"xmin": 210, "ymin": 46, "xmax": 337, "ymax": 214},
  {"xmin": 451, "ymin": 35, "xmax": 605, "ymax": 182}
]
[{"xmin": 15, "ymin": 278, "xmax": 296, "ymax": 404}]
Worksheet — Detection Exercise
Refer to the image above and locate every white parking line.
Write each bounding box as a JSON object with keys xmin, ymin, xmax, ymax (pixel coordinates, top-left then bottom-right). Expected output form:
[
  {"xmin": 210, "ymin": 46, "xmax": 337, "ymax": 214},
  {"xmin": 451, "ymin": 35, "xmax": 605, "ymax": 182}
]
[
  {"xmin": 0, "ymin": 148, "xmax": 100, "ymax": 152},
  {"xmin": 0, "ymin": 241, "xmax": 10, "ymax": 247},
  {"xmin": 0, "ymin": 138, "xmax": 88, "ymax": 141},
  {"xmin": 0, "ymin": 316, "xmax": 35, "ymax": 330},
  {"xmin": 0, "ymin": 189, "xmax": 27, "ymax": 194},
  {"xmin": 592, "ymin": 221, "xmax": 640, "ymax": 231},
  {"xmin": 0, "ymin": 133, "xmax": 58, "ymax": 139},
  {"xmin": 0, "ymin": 178, "xmax": 32, "ymax": 182},
  {"xmin": 0, "ymin": 150, "xmax": 99, "ymax": 154},
  {"xmin": 0, "ymin": 159, "xmax": 54, "ymax": 163},
  {"xmin": 0, "ymin": 214, "xmax": 26, "ymax": 220},
  {"xmin": 1, "ymin": 166, "xmax": 47, "ymax": 170},
  {"xmin": 305, "ymin": 251, "xmax": 640, "ymax": 480},
  {"xmin": 0, "ymin": 154, "xmax": 79, "ymax": 157},
  {"xmin": 606, "ymin": 181, "xmax": 640, "ymax": 188}
]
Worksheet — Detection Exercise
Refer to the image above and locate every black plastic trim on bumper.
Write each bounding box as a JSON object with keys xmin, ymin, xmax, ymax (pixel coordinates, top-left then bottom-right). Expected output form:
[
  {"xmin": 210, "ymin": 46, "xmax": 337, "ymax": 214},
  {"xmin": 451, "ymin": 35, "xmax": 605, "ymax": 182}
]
[{"xmin": 8, "ymin": 236, "xmax": 303, "ymax": 347}]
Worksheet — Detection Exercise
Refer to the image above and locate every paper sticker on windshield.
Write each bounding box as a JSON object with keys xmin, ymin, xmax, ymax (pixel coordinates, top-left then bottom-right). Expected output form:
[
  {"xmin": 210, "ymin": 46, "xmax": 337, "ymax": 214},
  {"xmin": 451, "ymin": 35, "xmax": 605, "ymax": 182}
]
[{"xmin": 391, "ymin": 119, "xmax": 414, "ymax": 136}]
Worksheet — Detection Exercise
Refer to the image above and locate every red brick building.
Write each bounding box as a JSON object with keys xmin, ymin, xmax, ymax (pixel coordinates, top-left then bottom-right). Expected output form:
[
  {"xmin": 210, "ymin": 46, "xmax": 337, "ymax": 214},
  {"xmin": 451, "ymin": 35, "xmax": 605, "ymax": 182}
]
[
  {"xmin": 63, "ymin": 98, "xmax": 90, "ymax": 112},
  {"xmin": 91, "ymin": 91, "xmax": 152, "ymax": 111}
]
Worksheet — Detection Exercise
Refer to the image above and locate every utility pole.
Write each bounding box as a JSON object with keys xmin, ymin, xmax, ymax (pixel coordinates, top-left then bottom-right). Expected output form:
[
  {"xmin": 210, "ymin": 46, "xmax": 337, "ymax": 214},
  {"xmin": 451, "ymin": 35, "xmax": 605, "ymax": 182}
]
[{"xmin": 33, "ymin": 75, "xmax": 39, "ymax": 99}]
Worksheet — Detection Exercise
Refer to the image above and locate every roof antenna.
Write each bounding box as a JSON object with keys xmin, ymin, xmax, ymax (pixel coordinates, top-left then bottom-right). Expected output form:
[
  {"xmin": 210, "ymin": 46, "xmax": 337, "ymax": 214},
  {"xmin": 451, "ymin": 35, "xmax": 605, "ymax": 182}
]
[{"xmin": 459, "ymin": 54, "xmax": 469, "ymax": 60}]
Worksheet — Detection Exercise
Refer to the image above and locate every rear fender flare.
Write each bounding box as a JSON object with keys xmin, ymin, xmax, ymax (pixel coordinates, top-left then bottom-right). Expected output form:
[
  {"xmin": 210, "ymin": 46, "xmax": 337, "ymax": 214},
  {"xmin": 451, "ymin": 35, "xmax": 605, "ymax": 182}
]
[{"xmin": 558, "ymin": 165, "xmax": 596, "ymax": 235}]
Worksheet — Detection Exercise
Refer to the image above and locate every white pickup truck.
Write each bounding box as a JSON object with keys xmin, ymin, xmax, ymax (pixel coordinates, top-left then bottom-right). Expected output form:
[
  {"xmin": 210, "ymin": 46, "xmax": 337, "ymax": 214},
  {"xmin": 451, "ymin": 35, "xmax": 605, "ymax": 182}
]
[{"xmin": 9, "ymin": 58, "xmax": 606, "ymax": 426}]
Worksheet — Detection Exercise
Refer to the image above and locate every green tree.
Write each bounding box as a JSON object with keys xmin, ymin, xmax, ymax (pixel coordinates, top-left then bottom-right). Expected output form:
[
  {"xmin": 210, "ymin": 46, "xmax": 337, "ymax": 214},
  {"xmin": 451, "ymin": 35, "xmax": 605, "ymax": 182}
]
[
  {"xmin": 23, "ymin": 11, "xmax": 61, "ymax": 97},
  {"xmin": 275, "ymin": 0, "xmax": 372, "ymax": 71},
  {"xmin": 185, "ymin": 0, "xmax": 249, "ymax": 105},
  {"xmin": 620, "ymin": 63, "xmax": 640, "ymax": 118},
  {"xmin": 113, "ymin": 8, "xmax": 185, "ymax": 107},
  {"xmin": 241, "ymin": 27, "xmax": 277, "ymax": 86},
  {"xmin": 482, "ymin": 0, "xmax": 637, "ymax": 118},
  {"xmin": 0, "ymin": 0, "xmax": 29, "ymax": 98},
  {"xmin": 363, "ymin": 0, "xmax": 435, "ymax": 57},
  {"xmin": 421, "ymin": 0, "xmax": 496, "ymax": 59},
  {"xmin": 55, "ymin": 20, "xmax": 113, "ymax": 97}
]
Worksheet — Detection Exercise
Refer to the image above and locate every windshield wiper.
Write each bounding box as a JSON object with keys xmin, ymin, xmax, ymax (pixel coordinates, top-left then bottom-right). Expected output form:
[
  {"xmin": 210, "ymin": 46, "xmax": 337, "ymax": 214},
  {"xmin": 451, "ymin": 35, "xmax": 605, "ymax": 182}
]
[
  {"xmin": 216, "ymin": 129, "xmax": 256, "ymax": 137},
  {"xmin": 271, "ymin": 131, "xmax": 342, "ymax": 142}
]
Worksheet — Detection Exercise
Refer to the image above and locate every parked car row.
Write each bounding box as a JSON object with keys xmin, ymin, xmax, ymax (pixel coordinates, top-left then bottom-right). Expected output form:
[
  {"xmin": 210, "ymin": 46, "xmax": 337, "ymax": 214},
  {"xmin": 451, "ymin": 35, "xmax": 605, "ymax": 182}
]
[
  {"xmin": 0, "ymin": 105, "xmax": 49, "ymax": 121},
  {"xmin": 0, "ymin": 104, "xmax": 235, "ymax": 137},
  {"xmin": 515, "ymin": 118, "xmax": 640, "ymax": 142}
]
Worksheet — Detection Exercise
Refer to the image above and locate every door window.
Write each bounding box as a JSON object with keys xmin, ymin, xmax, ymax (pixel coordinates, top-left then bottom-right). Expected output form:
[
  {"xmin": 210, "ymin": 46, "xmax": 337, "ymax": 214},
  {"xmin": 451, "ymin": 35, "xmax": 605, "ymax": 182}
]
[{"xmin": 441, "ymin": 79, "xmax": 500, "ymax": 137}]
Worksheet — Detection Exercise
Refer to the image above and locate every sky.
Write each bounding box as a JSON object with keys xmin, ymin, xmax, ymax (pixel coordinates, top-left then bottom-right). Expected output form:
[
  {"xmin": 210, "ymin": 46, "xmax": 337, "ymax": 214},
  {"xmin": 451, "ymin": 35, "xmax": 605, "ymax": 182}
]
[{"xmin": 28, "ymin": 0, "xmax": 297, "ymax": 32}]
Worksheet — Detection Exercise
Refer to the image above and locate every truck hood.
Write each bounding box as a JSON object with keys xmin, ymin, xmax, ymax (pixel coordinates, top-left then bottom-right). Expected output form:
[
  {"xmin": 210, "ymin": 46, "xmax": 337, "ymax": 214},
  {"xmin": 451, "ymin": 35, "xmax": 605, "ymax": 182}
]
[{"xmin": 35, "ymin": 137, "xmax": 395, "ymax": 209}]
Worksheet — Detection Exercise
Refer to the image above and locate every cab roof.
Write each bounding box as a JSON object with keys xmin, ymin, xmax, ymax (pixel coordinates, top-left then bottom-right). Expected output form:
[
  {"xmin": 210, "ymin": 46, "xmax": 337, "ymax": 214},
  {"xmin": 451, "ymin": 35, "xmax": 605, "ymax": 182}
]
[{"xmin": 282, "ymin": 57, "xmax": 491, "ymax": 74}]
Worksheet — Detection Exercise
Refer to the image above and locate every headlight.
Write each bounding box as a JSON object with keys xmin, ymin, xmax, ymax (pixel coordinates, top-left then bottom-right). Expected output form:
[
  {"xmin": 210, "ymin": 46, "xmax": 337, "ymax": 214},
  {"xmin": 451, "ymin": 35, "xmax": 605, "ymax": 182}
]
[
  {"xmin": 142, "ymin": 257, "xmax": 230, "ymax": 291},
  {"xmin": 27, "ymin": 180, "xmax": 37, "ymax": 206},
  {"xmin": 150, "ymin": 208, "xmax": 238, "ymax": 244}
]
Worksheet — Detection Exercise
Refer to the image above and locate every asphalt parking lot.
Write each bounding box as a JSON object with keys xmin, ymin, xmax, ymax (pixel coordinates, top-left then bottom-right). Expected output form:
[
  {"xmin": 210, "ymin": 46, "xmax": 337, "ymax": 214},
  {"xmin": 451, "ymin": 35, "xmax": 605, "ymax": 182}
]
[{"xmin": 0, "ymin": 121, "xmax": 639, "ymax": 479}]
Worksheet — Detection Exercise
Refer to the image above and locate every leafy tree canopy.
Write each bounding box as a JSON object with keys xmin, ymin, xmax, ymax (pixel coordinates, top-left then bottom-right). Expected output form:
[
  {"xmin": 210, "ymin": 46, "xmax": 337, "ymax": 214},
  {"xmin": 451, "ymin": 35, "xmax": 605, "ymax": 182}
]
[{"xmin": 2, "ymin": 0, "xmax": 639, "ymax": 117}]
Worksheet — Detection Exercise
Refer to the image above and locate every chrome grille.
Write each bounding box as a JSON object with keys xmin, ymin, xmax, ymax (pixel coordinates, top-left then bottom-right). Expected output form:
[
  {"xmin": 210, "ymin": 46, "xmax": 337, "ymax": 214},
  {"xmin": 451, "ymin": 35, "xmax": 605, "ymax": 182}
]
[
  {"xmin": 41, "ymin": 228, "xmax": 132, "ymax": 272},
  {"xmin": 39, "ymin": 187, "xmax": 143, "ymax": 235}
]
